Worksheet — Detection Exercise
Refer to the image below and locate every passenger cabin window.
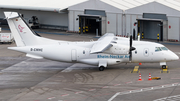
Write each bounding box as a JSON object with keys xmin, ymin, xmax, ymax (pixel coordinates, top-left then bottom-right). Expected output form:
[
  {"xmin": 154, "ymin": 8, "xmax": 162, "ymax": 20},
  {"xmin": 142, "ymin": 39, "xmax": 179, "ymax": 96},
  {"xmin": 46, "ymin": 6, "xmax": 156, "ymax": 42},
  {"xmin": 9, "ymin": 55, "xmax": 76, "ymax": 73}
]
[
  {"xmin": 145, "ymin": 50, "xmax": 148, "ymax": 54},
  {"xmin": 135, "ymin": 51, "xmax": 137, "ymax": 54},
  {"xmin": 83, "ymin": 50, "xmax": 85, "ymax": 54},
  {"xmin": 155, "ymin": 47, "xmax": 168, "ymax": 52}
]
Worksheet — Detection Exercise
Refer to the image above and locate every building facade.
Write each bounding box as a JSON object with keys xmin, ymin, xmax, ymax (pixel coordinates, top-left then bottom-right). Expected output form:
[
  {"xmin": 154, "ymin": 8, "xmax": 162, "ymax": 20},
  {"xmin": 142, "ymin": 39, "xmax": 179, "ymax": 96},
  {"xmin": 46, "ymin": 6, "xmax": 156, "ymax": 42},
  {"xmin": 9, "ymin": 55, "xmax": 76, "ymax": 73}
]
[{"xmin": 0, "ymin": 0, "xmax": 180, "ymax": 41}]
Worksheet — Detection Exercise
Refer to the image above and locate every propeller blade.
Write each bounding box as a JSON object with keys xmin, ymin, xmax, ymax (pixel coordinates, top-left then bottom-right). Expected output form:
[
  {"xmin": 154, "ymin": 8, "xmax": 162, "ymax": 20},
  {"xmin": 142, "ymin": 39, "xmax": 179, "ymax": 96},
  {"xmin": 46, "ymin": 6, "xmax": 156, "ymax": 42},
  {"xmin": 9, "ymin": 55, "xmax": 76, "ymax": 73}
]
[
  {"xmin": 129, "ymin": 35, "xmax": 136, "ymax": 62},
  {"xmin": 129, "ymin": 51, "xmax": 132, "ymax": 61},
  {"xmin": 129, "ymin": 35, "xmax": 132, "ymax": 61},
  {"xmin": 130, "ymin": 35, "xmax": 132, "ymax": 48},
  {"xmin": 133, "ymin": 29, "xmax": 135, "ymax": 40}
]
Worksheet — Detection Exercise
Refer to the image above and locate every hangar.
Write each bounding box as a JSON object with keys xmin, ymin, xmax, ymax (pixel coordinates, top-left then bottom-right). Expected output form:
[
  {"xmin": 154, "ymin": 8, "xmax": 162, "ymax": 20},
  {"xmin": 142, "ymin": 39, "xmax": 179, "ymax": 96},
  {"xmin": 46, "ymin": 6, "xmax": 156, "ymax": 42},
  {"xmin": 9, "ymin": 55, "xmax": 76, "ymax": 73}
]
[
  {"xmin": 0, "ymin": 0, "xmax": 180, "ymax": 41},
  {"xmin": 125, "ymin": 0, "xmax": 180, "ymax": 41}
]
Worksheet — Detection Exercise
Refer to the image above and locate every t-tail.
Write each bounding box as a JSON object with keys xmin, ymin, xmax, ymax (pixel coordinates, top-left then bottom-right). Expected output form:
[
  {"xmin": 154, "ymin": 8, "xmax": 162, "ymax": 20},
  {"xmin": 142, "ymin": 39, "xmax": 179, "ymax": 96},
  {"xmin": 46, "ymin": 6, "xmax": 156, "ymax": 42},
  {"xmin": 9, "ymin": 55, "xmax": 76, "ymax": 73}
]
[{"xmin": 4, "ymin": 12, "xmax": 61, "ymax": 47}]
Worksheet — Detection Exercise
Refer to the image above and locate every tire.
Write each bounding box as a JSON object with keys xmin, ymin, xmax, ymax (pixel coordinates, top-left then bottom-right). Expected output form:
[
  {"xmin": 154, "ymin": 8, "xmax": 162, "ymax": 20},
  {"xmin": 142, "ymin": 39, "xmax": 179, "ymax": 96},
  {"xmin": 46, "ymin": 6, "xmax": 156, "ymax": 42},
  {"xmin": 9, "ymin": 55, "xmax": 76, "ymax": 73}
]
[
  {"xmin": 99, "ymin": 66, "xmax": 105, "ymax": 71},
  {"xmin": 162, "ymin": 65, "xmax": 166, "ymax": 69}
]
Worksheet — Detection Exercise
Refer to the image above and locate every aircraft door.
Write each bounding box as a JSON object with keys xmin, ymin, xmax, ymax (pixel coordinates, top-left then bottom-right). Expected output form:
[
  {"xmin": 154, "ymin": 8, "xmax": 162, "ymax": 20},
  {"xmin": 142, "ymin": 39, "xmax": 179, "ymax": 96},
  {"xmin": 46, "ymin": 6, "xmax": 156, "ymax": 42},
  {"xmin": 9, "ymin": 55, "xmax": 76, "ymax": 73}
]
[
  {"xmin": 71, "ymin": 49, "xmax": 77, "ymax": 62},
  {"xmin": 143, "ymin": 48, "xmax": 149, "ymax": 57}
]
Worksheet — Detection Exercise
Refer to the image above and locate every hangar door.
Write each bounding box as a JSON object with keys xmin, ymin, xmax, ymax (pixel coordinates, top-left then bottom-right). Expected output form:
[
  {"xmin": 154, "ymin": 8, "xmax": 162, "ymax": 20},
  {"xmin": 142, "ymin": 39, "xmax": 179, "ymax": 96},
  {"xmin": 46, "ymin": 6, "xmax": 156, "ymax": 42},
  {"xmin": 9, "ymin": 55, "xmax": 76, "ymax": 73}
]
[
  {"xmin": 137, "ymin": 19, "xmax": 163, "ymax": 40},
  {"xmin": 78, "ymin": 10, "xmax": 106, "ymax": 36},
  {"xmin": 137, "ymin": 13, "xmax": 168, "ymax": 41}
]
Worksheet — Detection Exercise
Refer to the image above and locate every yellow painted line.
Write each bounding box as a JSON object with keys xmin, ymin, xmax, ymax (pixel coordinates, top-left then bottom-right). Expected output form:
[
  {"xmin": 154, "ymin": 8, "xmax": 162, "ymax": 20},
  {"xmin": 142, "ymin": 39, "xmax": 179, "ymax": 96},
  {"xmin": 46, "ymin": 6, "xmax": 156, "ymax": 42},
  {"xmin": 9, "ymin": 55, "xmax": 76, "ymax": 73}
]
[
  {"xmin": 131, "ymin": 66, "xmax": 139, "ymax": 73},
  {"xmin": 160, "ymin": 71, "xmax": 170, "ymax": 73}
]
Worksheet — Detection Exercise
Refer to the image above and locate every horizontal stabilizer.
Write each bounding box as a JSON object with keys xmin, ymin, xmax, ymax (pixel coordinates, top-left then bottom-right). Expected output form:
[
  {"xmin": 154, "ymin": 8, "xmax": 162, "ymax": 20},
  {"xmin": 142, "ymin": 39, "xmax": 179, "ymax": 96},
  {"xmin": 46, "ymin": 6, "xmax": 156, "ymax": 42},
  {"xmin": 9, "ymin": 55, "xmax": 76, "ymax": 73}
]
[
  {"xmin": 26, "ymin": 54, "xmax": 43, "ymax": 59},
  {"xmin": 90, "ymin": 33, "xmax": 114, "ymax": 54}
]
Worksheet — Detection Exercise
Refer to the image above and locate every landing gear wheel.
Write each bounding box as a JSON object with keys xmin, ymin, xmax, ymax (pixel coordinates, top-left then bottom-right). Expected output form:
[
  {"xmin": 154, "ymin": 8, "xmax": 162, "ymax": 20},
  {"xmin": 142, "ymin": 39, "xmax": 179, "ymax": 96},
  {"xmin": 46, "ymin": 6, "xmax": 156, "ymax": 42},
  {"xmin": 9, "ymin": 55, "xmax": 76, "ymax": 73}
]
[
  {"xmin": 99, "ymin": 66, "xmax": 105, "ymax": 71},
  {"xmin": 162, "ymin": 65, "xmax": 167, "ymax": 69}
]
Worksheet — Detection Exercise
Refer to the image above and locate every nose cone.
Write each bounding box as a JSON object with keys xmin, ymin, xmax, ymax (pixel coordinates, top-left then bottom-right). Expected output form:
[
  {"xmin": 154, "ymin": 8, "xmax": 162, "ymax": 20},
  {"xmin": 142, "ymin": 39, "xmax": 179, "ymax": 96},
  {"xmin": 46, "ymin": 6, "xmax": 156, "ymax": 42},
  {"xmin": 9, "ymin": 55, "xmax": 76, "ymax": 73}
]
[
  {"xmin": 170, "ymin": 52, "xmax": 179, "ymax": 61},
  {"xmin": 173, "ymin": 54, "xmax": 179, "ymax": 60},
  {"xmin": 166, "ymin": 51, "xmax": 179, "ymax": 61}
]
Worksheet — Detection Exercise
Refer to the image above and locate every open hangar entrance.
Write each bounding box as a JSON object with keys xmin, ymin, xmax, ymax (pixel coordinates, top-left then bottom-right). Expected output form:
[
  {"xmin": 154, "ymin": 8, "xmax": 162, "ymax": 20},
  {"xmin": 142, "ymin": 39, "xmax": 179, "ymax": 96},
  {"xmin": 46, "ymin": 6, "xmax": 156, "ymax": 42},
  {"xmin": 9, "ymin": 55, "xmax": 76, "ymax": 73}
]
[
  {"xmin": 136, "ymin": 13, "xmax": 168, "ymax": 41},
  {"xmin": 79, "ymin": 15, "xmax": 101, "ymax": 35},
  {"xmin": 78, "ymin": 10, "xmax": 106, "ymax": 36}
]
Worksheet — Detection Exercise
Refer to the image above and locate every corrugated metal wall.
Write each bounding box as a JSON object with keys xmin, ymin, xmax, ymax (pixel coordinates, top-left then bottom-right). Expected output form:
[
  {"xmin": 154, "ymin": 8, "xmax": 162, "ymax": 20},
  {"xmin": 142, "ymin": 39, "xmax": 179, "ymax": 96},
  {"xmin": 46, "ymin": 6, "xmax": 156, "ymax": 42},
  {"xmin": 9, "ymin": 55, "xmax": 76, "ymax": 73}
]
[
  {"xmin": 68, "ymin": 10, "xmax": 83, "ymax": 31},
  {"xmin": 167, "ymin": 17, "xmax": 180, "ymax": 40}
]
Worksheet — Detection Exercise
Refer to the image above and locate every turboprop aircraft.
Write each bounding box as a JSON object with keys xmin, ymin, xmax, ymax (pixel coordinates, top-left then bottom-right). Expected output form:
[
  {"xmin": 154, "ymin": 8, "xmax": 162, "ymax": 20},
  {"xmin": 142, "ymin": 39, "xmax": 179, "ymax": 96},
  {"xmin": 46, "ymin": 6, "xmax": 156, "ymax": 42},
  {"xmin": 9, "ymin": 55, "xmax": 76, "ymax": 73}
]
[{"xmin": 4, "ymin": 12, "xmax": 179, "ymax": 71}]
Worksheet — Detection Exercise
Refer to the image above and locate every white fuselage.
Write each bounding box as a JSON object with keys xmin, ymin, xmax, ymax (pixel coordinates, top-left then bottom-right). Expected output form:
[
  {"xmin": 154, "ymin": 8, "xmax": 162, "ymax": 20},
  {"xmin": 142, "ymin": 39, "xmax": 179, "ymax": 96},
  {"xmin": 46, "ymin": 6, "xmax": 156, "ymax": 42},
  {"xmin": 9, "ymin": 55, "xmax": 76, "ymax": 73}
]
[
  {"xmin": 4, "ymin": 11, "xmax": 179, "ymax": 69},
  {"xmin": 9, "ymin": 38, "xmax": 178, "ymax": 66}
]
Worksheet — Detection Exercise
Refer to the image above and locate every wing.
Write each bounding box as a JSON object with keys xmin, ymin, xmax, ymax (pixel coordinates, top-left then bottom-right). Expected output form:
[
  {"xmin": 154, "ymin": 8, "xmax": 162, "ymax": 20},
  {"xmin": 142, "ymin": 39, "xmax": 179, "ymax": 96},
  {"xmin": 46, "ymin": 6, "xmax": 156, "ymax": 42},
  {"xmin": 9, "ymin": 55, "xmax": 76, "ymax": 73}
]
[{"xmin": 90, "ymin": 33, "xmax": 115, "ymax": 54}]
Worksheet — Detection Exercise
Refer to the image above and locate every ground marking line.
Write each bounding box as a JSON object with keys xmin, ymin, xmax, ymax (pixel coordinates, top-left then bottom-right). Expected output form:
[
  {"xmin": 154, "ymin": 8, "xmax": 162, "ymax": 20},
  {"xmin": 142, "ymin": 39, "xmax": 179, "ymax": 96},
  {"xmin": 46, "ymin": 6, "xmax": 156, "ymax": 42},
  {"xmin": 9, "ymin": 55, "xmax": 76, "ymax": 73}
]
[
  {"xmin": 108, "ymin": 92, "xmax": 120, "ymax": 101},
  {"xmin": 61, "ymin": 64, "xmax": 75, "ymax": 72},
  {"xmin": 1, "ymin": 58, "xmax": 32, "ymax": 72},
  {"xmin": 153, "ymin": 94, "xmax": 180, "ymax": 101},
  {"xmin": 126, "ymin": 81, "xmax": 132, "ymax": 84},
  {"xmin": 108, "ymin": 83, "xmax": 179, "ymax": 101},
  {"xmin": 75, "ymin": 91, "xmax": 84, "ymax": 94},
  {"xmin": 48, "ymin": 97, "xmax": 55, "ymax": 100},
  {"xmin": 61, "ymin": 94, "xmax": 69, "ymax": 97},
  {"xmin": 113, "ymin": 84, "xmax": 121, "ymax": 86},
  {"xmin": 89, "ymin": 89, "xmax": 96, "ymax": 91}
]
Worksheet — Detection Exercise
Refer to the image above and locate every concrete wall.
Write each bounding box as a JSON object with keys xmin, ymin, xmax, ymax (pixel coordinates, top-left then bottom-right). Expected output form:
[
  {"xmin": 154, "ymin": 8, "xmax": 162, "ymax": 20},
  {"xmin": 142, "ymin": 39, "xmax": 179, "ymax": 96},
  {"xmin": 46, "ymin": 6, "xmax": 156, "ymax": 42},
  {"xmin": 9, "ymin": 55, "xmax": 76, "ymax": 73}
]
[{"xmin": 0, "ymin": 9, "xmax": 68, "ymax": 26}]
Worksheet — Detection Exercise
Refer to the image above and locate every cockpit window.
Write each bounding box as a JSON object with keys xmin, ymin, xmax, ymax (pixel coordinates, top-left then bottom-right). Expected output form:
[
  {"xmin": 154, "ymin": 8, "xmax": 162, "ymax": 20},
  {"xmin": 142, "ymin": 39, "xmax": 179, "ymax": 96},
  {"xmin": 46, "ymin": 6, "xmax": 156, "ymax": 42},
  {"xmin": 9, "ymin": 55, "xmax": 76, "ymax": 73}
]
[
  {"xmin": 155, "ymin": 47, "xmax": 168, "ymax": 52},
  {"xmin": 161, "ymin": 47, "xmax": 168, "ymax": 51},
  {"xmin": 155, "ymin": 47, "xmax": 161, "ymax": 52}
]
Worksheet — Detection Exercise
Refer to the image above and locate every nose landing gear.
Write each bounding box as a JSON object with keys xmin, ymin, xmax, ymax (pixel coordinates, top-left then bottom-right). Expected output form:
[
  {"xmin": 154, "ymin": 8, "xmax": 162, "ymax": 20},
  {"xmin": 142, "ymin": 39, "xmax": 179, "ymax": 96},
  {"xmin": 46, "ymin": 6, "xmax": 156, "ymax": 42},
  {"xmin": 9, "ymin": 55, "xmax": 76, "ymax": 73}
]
[
  {"xmin": 161, "ymin": 65, "xmax": 169, "ymax": 73},
  {"xmin": 160, "ymin": 62, "xmax": 167, "ymax": 69},
  {"xmin": 162, "ymin": 65, "xmax": 167, "ymax": 69}
]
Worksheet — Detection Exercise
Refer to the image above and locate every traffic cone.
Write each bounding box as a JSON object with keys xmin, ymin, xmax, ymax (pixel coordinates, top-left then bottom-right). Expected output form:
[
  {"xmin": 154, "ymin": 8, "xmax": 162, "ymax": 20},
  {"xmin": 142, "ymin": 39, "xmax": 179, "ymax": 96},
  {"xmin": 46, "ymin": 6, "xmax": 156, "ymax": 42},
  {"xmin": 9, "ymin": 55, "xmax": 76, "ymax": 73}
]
[
  {"xmin": 148, "ymin": 73, "xmax": 152, "ymax": 81},
  {"xmin": 139, "ymin": 63, "xmax": 142, "ymax": 65},
  {"xmin": 138, "ymin": 73, "xmax": 142, "ymax": 81}
]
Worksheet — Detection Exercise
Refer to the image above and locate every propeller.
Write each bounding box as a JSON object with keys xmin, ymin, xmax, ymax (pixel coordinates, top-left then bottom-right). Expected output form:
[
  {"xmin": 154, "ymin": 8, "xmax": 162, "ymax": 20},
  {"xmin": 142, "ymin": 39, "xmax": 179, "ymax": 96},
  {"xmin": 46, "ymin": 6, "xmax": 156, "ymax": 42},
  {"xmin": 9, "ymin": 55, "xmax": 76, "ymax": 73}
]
[{"xmin": 129, "ymin": 35, "xmax": 136, "ymax": 62}]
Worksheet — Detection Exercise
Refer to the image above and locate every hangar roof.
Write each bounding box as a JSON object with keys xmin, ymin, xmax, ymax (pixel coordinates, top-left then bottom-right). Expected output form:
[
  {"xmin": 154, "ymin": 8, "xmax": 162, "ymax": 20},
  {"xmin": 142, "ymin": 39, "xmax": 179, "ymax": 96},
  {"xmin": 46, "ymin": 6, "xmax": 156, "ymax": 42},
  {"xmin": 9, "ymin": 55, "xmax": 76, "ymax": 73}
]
[
  {"xmin": 101, "ymin": 0, "xmax": 154, "ymax": 11},
  {"xmin": 126, "ymin": 0, "xmax": 180, "ymax": 17},
  {"xmin": 101, "ymin": 0, "xmax": 180, "ymax": 12},
  {"xmin": 0, "ymin": 0, "xmax": 88, "ymax": 12},
  {"xmin": 1, "ymin": 0, "xmax": 180, "ymax": 15}
]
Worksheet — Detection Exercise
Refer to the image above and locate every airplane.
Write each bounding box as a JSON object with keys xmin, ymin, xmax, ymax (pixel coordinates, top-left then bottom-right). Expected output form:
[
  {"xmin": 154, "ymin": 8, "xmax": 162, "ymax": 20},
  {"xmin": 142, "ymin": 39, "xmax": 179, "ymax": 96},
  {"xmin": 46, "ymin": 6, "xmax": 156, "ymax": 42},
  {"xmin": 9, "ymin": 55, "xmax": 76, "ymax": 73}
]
[{"xmin": 4, "ymin": 12, "xmax": 179, "ymax": 71}]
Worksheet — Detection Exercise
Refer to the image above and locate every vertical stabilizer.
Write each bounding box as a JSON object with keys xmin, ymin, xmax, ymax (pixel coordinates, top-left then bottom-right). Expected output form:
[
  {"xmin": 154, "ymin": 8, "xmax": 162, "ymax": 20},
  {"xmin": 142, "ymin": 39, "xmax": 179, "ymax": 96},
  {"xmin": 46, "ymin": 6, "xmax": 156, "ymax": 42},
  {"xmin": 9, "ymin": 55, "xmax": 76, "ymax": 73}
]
[{"xmin": 4, "ymin": 12, "xmax": 41, "ymax": 46}]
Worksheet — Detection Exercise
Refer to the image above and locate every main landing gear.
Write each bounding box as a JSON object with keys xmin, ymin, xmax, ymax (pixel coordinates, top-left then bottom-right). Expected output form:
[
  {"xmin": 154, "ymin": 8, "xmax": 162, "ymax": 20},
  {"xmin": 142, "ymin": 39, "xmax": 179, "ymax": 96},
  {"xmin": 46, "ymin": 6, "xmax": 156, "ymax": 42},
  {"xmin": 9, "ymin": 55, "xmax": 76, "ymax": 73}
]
[{"xmin": 99, "ymin": 66, "xmax": 105, "ymax": 71}]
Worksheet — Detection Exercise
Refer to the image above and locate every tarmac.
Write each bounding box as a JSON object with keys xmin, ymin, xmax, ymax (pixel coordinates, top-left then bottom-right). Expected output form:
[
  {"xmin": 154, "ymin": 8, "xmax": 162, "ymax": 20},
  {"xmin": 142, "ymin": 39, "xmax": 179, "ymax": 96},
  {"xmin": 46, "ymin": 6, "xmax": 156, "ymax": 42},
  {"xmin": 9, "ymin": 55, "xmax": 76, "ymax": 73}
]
[{"xmin": 0, "ymin": 27, "xmax": 180, "ymax": 101}]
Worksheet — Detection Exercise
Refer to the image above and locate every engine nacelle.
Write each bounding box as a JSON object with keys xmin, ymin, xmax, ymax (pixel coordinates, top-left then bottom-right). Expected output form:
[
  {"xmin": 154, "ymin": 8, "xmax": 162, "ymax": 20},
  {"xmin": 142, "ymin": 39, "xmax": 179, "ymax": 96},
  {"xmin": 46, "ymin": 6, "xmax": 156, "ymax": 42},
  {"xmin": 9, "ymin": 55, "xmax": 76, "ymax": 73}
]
[{"xmin": 104, "ymin": 43, "xmax": 129, "ymax": 55}]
